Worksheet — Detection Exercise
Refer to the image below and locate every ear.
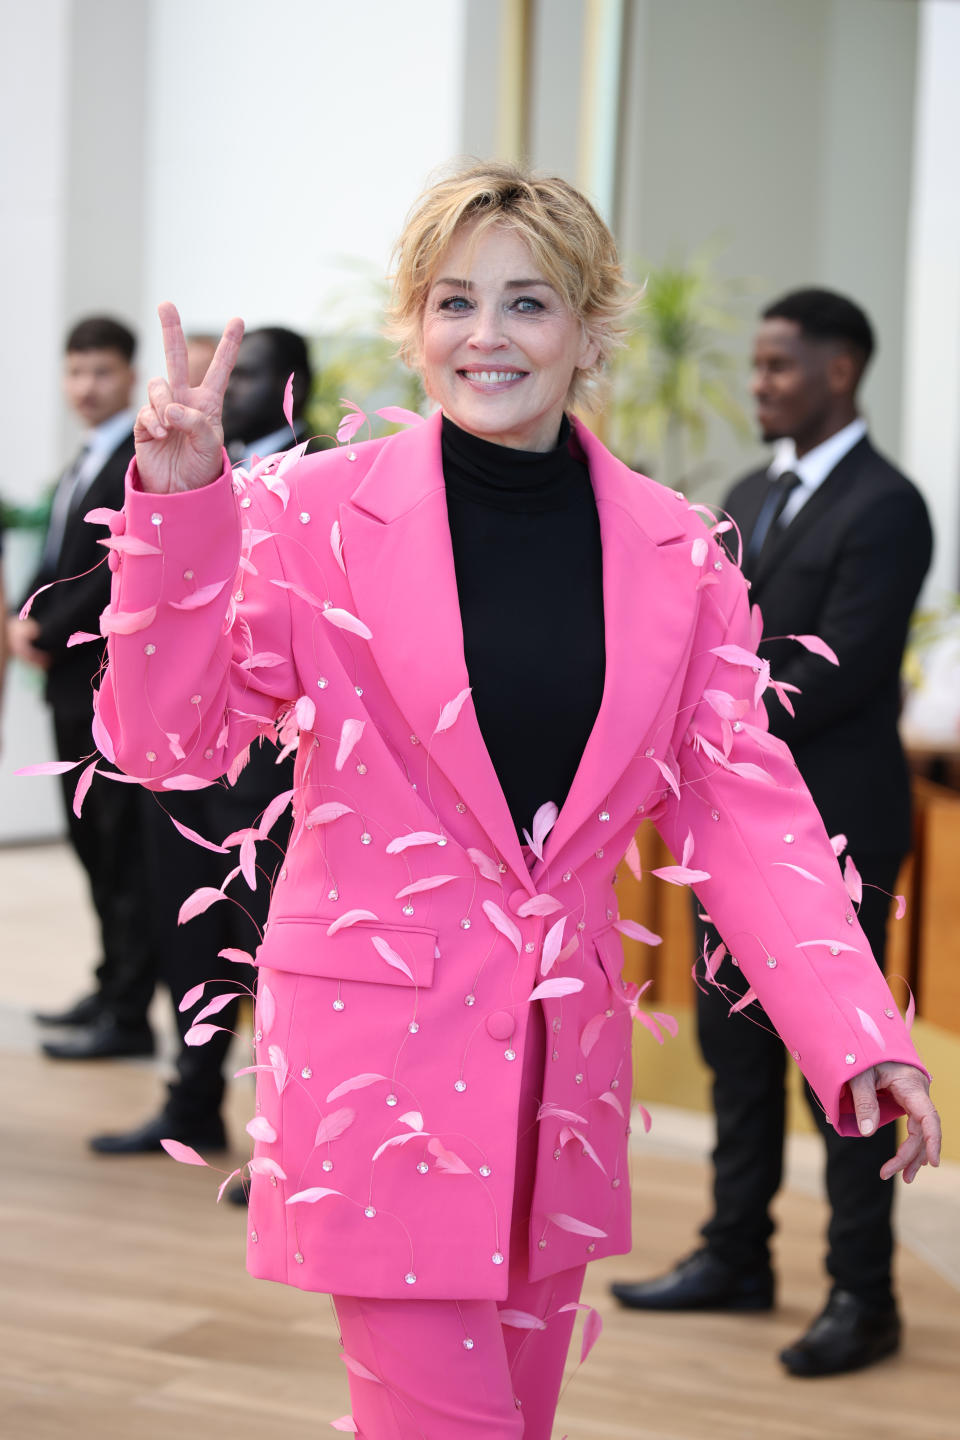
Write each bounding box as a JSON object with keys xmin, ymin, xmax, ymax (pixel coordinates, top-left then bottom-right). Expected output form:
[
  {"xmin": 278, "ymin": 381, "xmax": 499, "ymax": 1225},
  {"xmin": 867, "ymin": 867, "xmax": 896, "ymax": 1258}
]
[
  {"xmin": 826, "ymin": 349, "xmax": 857, "ymax": 398},
  {"xmin": 576, "ymin": 322, "xmax": 601, "ymax": 373}
]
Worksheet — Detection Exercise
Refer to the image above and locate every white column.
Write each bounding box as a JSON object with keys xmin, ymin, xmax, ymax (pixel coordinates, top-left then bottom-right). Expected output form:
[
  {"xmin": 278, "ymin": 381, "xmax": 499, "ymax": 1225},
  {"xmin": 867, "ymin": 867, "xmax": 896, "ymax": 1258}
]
[{"xmin": 902, "ymin": 0, "xmax": 960, "ymax": 603}]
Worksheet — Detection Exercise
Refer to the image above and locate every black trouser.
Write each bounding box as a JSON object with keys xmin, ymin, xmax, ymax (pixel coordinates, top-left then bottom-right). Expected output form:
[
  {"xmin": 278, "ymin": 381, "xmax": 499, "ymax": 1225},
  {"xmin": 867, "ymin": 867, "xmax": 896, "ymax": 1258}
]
[
  {"xmin": 52, "ymin": 701, "xmax": 156, "ymax": 1028},
  {"xmin": 139, "ymin": 743, "xmax": 293, "ymax": 1126},
  {"xmin": 697, "ymin": 854, "xmax": 902, "ymax": 1305}
]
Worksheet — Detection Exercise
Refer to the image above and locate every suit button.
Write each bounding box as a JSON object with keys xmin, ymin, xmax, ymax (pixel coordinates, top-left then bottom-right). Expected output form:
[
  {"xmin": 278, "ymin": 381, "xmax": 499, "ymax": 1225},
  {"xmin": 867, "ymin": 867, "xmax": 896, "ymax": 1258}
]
[
  {"xmin": 486, "ymin": 1010, "xmax": 516, "ymax": 1041},
  {"xmin": 109, "ymin": 513, "xmax": 125, "ymax": 535},
  {"xmin": 508, "ymin": 889, "xmax": 528, "ymax": 914}
]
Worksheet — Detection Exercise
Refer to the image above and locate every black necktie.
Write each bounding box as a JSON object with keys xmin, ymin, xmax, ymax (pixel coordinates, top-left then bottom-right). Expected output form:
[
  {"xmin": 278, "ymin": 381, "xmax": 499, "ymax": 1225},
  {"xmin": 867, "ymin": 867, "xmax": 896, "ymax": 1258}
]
[
  {"xmin": 40, "ymin": 444, "xmax": 91, "ymax": 572},
  {"xmin": 743, "ymin": 470, "xmax": 802, "ymax": 578}
]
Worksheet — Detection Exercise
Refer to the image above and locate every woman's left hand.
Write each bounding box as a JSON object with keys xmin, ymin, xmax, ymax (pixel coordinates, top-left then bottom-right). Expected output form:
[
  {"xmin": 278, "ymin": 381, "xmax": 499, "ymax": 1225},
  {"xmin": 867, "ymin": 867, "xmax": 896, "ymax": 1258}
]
[{"xmin": 848, "ymin": 1062, "xmax": 941, "ymax": 1181}]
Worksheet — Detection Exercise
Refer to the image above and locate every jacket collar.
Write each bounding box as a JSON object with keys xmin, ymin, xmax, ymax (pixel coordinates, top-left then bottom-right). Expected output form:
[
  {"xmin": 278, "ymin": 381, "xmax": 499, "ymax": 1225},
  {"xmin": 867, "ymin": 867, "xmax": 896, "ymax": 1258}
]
[{"xmin": 339, "ymin": 411, "xmax": 697, "ymax": 885}]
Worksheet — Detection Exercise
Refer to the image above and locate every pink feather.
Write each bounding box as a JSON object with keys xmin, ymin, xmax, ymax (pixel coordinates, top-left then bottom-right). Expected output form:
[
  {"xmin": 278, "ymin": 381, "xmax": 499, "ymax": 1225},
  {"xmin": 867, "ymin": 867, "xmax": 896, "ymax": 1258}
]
[
  {"xmin": 787, "ymin": 632, "xmax": 839, "ymax": 665},
  {"xmin": 326, "ymin": 1073, "xmax": 386, "ymax": 1102},
  {"xmin": 467, "ymin": 847, "xmax": 501, "ymax": 882},
  {"xmin": 322, "ymin": 606, "xmax": 372, "ymax": 640},
  {"xmin": 614, "ymin": 918, "xmax": 662, "ymax": 946},
  {"xmin": 305, "ymin": 801, "xmax": 354, "ymax": 826},
  {"xmin": 67, "ymin": 630, "xmax": 101, "ymax": 647},
  {"xmin": 169, "ymin": 579, "xmax": 229, "ymax": 610},
  {"xmin": 386, "ymin": 830, "xmax": 445, "ymax": 854},
  {"xmin": 528, "ymin": 977, "xmax": 584, "ymax": 1002},
  {"xmin": 335, "ymin": 718, "xmax": 365, "ymax": 771},
  {"xmin": 370, "ymin": 935, "xmax": 414, "ymax": 981},
  {"xmin": 314, "ymin": 1108, "xmax": 356, "ymax": 1145},
  {"xmin": 246, "ymin": 1115, "xmax": 277, "ymax": 1143},
  {"xmin": 257, "ymin": 982, "xmax": 276, "ymax": 1033},
  {"xmin": 15, "ymin": 759, "xmax": 83, "ymax": 777},
  {"xmin": 394, "ymin": 875, "xmax": 457, "ymax": 898},
  {"xmin": 72, "ymin": 760, "xmax": 98, "ymax": 818},
  {"xmin": 282, "ymin": 372, "xmax": 295, "ymax": 428},
  {"xmin": 482, "ymin": 900, "xmax": 522, "ymax": 956},
  {"xmin": 651, "ymin": 864, "xmax": 711, "ymax": 886},
  {"xmin": 623, "ymin": 835, "xmax": 642, "ymax": 881},
  {"xmin": 598, "ymin": 1090, "xmax": 624, "ymax": 1117},
  {"xmin": 326, "ymin": 909, "xmax": 378, "ymax": 936},
  {"xmin": 330, "ymin": 1418, "xmax": 359, "ymax": 1433},
  {"xmin": 435, "ymin": 687, "xmax": 472, "ymax": 733},
  {"xmin": 286, "ymin": 1185, "xmax": 341, "ymax": 1205},
  {"xmin": 427, "ymin": 1137, "xmax": 472, "ymax": 1174},
  {"xmin": 247, "ymin": 1156, "xmax": 287, "ymax": 1181},
  {"xmin": 340, "ymin": 1353, "xmax": 381, "ymax": 1383},
  {"xmin": 856, "ymin": 1007, "xmax": 886, "ymax": 1050},
  {"xmin": 728, "ymin": 987, "xmax": 758, "ymax": 1015},
  {"xmin": 516, "ymin": 894, "xmax": 563, "ymax": 917},
  {"xmin": 375, "ymin": 405, "xmax": 424, "ymax": 427},
  {"xmin": 160, "ymin": 1139, "xmax": 208, "ymax": 1166},
  {"xmin": 498, "ymin": 1309, "xmax": 547, "ymax": 1330},
  {"xmin": 844, "ymin": 854, "xmax": 863, "ymax": 905},
  {"xmin": 540, "ymin": 916, "xmax": 567, "ymax": 975},
  {"xmin": 193, "ymin": 992, "xmax": 245, "ymax": 1024},
  {"xmin": 99, "ymin": 604, "xmax": 157, "ymax": 635},
  {"xmin": 258, "ymin": 788, "xmax": 294, "ymax": 837},
  {"xmin": 184, "ymin": 1022, "xmax": 226, "ymax": 1046},
  {"xmin": 579, "ymin": 1013, "xmax": 609, "ymax": 1057},
  {"xmin": 178, "ymin": 887, "xmax": 226, "ymax": 924},
  {"xmin": 178, "ymin": 981, "xmax": 206, "ymax": 1013}
]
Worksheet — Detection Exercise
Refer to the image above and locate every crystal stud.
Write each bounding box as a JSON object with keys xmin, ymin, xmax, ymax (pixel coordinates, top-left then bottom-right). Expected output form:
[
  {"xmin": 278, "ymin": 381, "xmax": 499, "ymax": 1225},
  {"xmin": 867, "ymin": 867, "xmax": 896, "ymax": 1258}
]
[
  {"xmin": 332, "ymin": 999, "xmax": 345, "ymax": 1012},
  {"xmin": 464, "ymin": 994, "xmax": 476, "ymax": 1007},
  {"xmin": 299, "ymin": 512, "xmax": 310, "ymax": 524},
  {"xmin": 294, "ymin": 1252, "xmax": 303, "ymax": 1264},
  {"xmin": 454, "ymin": 1079, "xmax": 467, "ymax": 1092},
  {"xmin": 845, "ymin": 1053, "xmax": 856, "ymax": 1065},
  {"xmin": 460, "ymin": 918, "xmax": 471, "ymax": 930},
  {"xmin": 478, "ymin": 1164, "xmax": 491, "ymax": 1177},
  {"xmin": 463, "ymin": 1338, "xmax": 474, "ymax": 1350},
  {"xmin": 492, "ymin": 1252, "xmax": 504, "ymax": 1265},
  {"xmin": 504, "ymin": 1049, "xmax": 516, "ymax": 1061},
  {"xmin": 364, "ymin": 1206, "xmax": 376, "ymax": 1219},
  {"xmin": 417, "ymin": 1162, "xmax": 429, "ymax": 1174},
  {"xmin": 404, "ymin": 1272, "xmax": 417, "ymax": 1285},
  {"xmin": 150, "ymin": 513, "xmax": 163, "ymax": 526},
  {"xmin": 322, "ymin": 1160, "xmax": 333, "ymax": 1172},
  {"xmin": 144, "ymin": 643, "xmax": 156, "ymax": 655},
  {"xmin": 360, "ymin": 832, "xmax": 372, "ymax": 845},
  {"xmin": 408, "ymin": 1021, "xmax": 419, "ymax": 1034},
  {"xmin": 599, "ymin": 810, "xmax": 610, "ymax": 823},
  {"xmin": 402, "ymin": 904, "xmax": 414, "ymax": 916},
  {"xmin": 301, "ymin": 1067, "xmax": 312, "ymax": 1079},
  {"xmin": 385, "ymin": 1094, "xmax": 398, "ymax": 1107}
]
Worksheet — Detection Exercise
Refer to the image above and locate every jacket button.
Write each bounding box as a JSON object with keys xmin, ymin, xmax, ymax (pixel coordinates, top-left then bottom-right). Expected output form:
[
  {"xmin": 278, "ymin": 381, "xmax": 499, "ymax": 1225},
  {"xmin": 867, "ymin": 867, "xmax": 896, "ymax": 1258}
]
[
  {"xmin": 486, "ymin": 1010, "xmax": 516, "ymax": 1041},
  {"xmin": 508, "ymin": 889, "xmax": 528, "ymax": 914}
]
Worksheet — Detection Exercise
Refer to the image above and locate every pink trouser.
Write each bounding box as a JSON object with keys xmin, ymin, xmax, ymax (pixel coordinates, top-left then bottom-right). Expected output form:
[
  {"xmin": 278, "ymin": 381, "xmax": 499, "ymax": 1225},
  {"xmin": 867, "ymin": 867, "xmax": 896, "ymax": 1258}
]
[{"xmin": 333, "ymin": 1011, "xmax": 587, "ymax": 1438}]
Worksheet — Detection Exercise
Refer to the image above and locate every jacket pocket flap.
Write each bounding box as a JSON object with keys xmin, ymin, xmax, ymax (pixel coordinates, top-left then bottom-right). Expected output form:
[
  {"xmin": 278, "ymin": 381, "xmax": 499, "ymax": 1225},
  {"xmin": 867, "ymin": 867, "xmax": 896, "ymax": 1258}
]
[{"xmin": 256, "ymin": 918, "xmax": 436, "ymax": 988}]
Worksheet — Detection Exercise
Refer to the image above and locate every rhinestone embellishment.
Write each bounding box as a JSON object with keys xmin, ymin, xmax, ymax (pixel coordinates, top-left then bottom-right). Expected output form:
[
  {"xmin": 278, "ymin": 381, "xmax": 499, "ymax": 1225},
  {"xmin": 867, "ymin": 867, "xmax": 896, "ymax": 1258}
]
[
  {"xmin": 598, "ymin": 810, "xmax": 610, "ymax": 823},
  {"xmin": 460, "ymin": 918, "xmax": 471, "ymax": 930},
  {"xmin": 294, "ymin": 1252, "xmax": 304, "ymax": 1264},
  {"xmin": 145, "ymin": 750, "xmax": 157, "ymax": 763},
  {"xmin": 408, "ymin": 1021, "xmax": 420, "ymax": 1034},
  {"xmin": 563, "ymin": 871, "xmax": 572, "ymax": 882},
  {"xmin": 317, "ymin": 677, "xmax": 329, "ymax": 689},
  {"xmin": 454, "ymin": 1079, "xmax": 467, "ymax": 1092},
  {"xmin": 301, "ymin": 1067, "xmax": 312, "ymax": 1079},
  {"xmin": 328, "ymin": 888, "xmax": 339, "ymax": 900},
  {"xmin": 766, "ymin": 956, "xmax": 777, "ymax": 968},
  {"xmin": 845, "ymin": 1053, "xmax": 856, "ymax": 1065},
  {"xmin": 464, "ymin": 994, "xmax": 476, "ymax": 1007},
  {"xmin": 404, "ymin": 1272, "xmax": 417, "ymax": 1285},
  {"xmin": 479, "ymin": 1164, "xmax": 491, "ymax": 1177},
  {"xmin": 492, "ymin": 1252, "xmax": 504, "ymax": 1265},
  {"xmin": 150, "ymin": 512, "xmax": 163, "ymax": 526},
  {"xmin": 504, "ymin": 1048, "xmax": 516, "ymax": 1061},
  {"xmin": 385, "ymin": 1094, "xmax": 398, "ymax": 1107},
  {"xmin": 143, "ymin": 643, "xmax": 156, "ymax": 655},
  {"xmin": 402, "ymin": 904, "xmax": 415, "ymax": 916},
  {"xmin": 299, "ymin": 512, "xmax": 310, "ymax": 524},
  {"xmin": 332, "ymin": 999, "xmax": 345, "ymax": 1012},
  {"xmin": 322, "ymin": 1159, "xmax": 333, "ymax": 1172},
  {"xmin": 364, "ymin": 1206, "xmax": 376, "ymax": 1218},
  {"xmin": 417, "ymin": 1162, "xmax": 429, "ymax": 1174},
  {"xmin": 783, "ymin": 833, "xmax": 795, "ymax": 844},
  {"xmin": 463, "ymin": 1337, "xmax": 474, "ymax": 1350},
  {"xmin": 360, "ymin": 832, "xmax": 372, "ymax": 845}
]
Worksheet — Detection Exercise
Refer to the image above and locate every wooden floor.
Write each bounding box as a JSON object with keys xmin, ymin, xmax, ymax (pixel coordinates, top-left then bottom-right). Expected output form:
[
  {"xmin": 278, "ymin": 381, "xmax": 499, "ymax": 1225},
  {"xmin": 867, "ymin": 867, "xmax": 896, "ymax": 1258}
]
[{"xmin": 2, "ymin": 843, "xmax": 959, "ymax": 1437}]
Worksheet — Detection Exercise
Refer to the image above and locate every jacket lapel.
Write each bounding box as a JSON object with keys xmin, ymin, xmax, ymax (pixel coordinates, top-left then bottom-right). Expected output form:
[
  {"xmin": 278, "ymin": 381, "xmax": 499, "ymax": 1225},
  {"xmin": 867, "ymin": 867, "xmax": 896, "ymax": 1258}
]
[
  {"xmin": 536, "ymin": 421, "xmax": 698, "ymax": 869},
  {"xmin": 340, "ymin": 413, "xmax": 701, "ymax": 888},
  {"xmin": 752, "ymin": 438, "xmax": 870, "ymax": 591},
  {"xmin": 338, "ymin": 414, "xmax": 533, "ymax": 888}
]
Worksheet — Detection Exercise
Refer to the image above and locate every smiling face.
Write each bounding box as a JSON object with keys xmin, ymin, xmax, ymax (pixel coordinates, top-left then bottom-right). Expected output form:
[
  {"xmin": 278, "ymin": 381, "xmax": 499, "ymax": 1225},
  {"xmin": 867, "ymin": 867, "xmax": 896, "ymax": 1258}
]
[
  {"xmin": 419, "ymin": 224, "xmax": 599, "ymax": 452},
  {"xmin": 750, "ymin": 317, "xmax": 859, "ymax": 456}
]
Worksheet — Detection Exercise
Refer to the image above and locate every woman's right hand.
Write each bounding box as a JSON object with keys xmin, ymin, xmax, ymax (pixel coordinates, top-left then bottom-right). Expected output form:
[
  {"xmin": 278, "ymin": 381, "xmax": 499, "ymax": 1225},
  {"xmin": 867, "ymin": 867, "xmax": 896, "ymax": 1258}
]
[{"xmin": 134, "ymin": 302, "xmax": 245, "ymax": 495}]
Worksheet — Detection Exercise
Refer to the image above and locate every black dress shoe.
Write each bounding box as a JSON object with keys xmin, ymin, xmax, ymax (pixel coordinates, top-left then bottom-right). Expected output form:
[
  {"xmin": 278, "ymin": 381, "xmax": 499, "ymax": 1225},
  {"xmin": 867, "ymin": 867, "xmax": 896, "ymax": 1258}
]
[
  {"xmin": 34, "ymin": 992, "xmax": 104, "ymax": 1027},
  {"xmin": 89, "ymin": 1110, "xmax": 227, "ymax": 1155},
  {"xmin": 610, "ymin": 1248, "xmax": 775, "ymax": 1312},
  {"xmin": 780, "ymin": 1289, "xmax": 900, "ymax": 1377},
  {"xmin": 41, "ymin": 1018, "xmax": 155, "ymax": 1061}
]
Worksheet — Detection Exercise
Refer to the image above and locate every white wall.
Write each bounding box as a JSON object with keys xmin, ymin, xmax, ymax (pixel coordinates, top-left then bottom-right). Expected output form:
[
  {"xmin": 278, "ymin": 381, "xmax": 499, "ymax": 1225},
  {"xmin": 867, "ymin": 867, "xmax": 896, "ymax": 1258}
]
[
  {"xmin": 902, "ymin": 0, "xmax": 960, "ymax": 603},
  {"xmin": 140, "ymin": 0, "xmax": 467, "ymax": 368}
]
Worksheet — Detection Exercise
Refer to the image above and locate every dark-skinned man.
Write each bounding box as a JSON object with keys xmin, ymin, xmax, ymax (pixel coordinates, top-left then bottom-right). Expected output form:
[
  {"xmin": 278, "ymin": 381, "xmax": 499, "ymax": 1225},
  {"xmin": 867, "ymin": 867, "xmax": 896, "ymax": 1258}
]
[{"xmin": 611, "ymin": 289, "xmax": 933, "ymax": 1377}]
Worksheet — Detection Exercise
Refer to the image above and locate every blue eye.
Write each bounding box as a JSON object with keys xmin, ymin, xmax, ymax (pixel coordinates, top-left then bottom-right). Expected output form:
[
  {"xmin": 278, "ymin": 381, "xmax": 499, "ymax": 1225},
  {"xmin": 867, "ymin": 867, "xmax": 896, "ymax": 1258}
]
[
  {"xmin": 513, "ymin": 296, "xmax": 544, "ymax": 314},
  {"xmin": 438, "ymin": 296, "xmax": 472, "ymax": 312}
]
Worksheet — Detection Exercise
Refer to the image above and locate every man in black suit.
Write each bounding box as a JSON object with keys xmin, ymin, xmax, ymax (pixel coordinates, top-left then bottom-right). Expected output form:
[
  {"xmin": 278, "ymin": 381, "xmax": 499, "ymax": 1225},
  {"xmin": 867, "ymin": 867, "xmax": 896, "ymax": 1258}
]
[
  {"xmin": 10, "ymin": 316, "xmax": 157, "ymax": 1059},
  {"xmin": 88, "ymin": 325, "xmax": 315, "ymax": 1156},
  {"xmin": 611, "ymin": 290, "xmax": 933, "ymax": 1376}
]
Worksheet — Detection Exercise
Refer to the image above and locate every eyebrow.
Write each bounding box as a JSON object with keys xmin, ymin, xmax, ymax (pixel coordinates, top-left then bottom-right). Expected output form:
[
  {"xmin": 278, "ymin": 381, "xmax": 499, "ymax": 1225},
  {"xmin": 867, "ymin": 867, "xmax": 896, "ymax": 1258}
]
[{"xmin": 432, "ymin": 277, "xmax": 555, "ymax": 291}]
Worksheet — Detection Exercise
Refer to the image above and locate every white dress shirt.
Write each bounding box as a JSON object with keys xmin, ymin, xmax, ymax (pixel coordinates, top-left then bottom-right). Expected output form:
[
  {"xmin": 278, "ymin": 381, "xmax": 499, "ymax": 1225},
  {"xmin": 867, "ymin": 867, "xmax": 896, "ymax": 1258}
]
[{"xmin": 766, "ymin": 416, "xmax": 868, "ymax": 527}]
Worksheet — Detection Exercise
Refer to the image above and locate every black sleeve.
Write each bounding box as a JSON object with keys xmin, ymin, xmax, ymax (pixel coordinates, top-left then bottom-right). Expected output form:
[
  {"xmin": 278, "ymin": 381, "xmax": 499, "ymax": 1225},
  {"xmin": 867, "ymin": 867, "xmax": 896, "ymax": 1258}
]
[{"xmin": 765, "ymin": 487, "xmax": 933, "ymax": 745}]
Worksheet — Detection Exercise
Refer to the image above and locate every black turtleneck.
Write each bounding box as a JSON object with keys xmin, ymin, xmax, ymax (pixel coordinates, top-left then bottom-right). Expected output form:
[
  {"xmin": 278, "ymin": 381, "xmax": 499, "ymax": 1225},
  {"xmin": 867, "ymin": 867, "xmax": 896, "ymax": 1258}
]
[{"xmin": 442, "ymin": 415, "xmax": 606, "ymax": 838}]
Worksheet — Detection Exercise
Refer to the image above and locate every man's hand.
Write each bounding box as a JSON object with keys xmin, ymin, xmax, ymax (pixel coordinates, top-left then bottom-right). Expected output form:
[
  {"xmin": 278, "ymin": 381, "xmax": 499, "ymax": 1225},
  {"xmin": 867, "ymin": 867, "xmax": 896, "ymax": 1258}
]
[
  {"xmin": 7, "ymin": 617, "xmax": 49, "ymax": 670},
  {"xmin": 848, "ymin": 1061, "xmax": 941, "ymax": 1182}
]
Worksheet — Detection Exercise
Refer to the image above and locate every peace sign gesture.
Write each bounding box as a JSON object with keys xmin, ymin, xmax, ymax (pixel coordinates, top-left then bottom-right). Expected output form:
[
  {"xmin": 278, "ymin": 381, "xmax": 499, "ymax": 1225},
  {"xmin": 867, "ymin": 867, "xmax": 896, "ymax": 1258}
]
[{"xmin": 134, "ymin": 302, "xmax": 244, "ymax": 495}]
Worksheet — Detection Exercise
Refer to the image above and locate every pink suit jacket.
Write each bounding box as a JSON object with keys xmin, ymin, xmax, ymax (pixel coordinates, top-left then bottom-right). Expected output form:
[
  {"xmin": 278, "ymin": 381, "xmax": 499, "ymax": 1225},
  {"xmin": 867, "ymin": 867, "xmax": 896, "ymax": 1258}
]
[{"xmin": 95, "ymin": 411, "xmax": 924, "ymax": 1301}]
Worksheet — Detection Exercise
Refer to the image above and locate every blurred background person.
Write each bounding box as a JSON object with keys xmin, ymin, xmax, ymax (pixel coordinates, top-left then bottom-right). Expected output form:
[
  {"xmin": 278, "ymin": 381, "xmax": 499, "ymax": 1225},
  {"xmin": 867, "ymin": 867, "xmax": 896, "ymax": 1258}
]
[
  {"xmin": 185, "ymin": 333, "xmax": 219, "ymax": 387},
  {"xmin": 611, "ymin": 288, "xmax": 934, "ymax": 1378},
  {"xmin": 223, "ymin": 325, "xmax": 328, "ymax": 463},
  {"xmin": 8, "ymin": 316, "xmax": 158, "ymax": 1060}
]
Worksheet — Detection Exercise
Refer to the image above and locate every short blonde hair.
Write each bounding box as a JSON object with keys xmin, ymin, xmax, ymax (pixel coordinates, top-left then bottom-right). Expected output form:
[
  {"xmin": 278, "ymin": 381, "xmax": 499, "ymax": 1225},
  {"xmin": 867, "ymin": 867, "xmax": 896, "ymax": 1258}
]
[{"xmin": 386, "ymin": 160, "xmax": 633, "ymax": 410}]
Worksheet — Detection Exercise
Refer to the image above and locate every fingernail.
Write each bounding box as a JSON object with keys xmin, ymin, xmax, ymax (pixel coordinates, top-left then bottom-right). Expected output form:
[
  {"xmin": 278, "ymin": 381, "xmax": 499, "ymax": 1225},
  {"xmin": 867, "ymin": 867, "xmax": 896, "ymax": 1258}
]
[
  {"xmin": 167, "ymin": 404, "xmax": 184, "ymax": 421},
  {"xmin": 860, "ymin": 1118, "xmax": 875, "ymax": 1135}
]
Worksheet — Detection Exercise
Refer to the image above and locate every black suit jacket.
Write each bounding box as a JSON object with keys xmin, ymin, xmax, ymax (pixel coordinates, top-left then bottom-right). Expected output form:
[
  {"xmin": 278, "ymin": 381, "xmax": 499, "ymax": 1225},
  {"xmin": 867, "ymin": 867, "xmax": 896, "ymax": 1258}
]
[
  {"xmin": 21, "ymin": 428, "xmax": 136, "ymax": 715},
  {"xmin": 724, "ymin": 436, "xmax": 932, "ymax": 857}
]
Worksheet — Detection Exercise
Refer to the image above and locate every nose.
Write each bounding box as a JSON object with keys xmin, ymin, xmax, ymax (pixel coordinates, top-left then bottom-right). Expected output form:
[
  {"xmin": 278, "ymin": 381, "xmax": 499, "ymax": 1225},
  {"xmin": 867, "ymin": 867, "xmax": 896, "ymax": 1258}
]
[{"xmin": 466, "ymin": 304, "xmax": 509, "ymax": 352}]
